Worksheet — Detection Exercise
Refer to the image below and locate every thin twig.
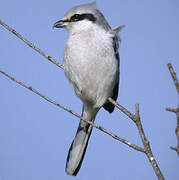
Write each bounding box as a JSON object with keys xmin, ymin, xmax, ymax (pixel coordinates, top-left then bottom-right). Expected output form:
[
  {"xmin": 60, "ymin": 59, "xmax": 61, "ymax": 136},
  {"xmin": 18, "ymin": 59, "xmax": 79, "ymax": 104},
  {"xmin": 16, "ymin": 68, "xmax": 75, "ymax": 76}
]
[
  {"xmin": 167, "ymin": 63, "xmax": 179, "ymax": 95},
  {"xmin": 167, "ymin": 63, "xmax": 179, "ymax": 156},
  {"xmin": 0, "ymin": 69, "xmax": 144, "ymax": 152},
  {"xmin": 108, "ymin": 98, "xmax": 135, "ymax": 121},
  {"xmin": 166, "ymin": 108, "xmax": 178, "ymax": 113},
  {"xmin": 176, "ymin": 110, "xmax": 179, "ymax": 155},
  {"xmin": 0, "ymin": 20, "xmax": 64, "ymax": 70},
  {"xmin": 170, "ymin": 146, "xmax": 179, "ymax": 152},
  {"xmin": 135, "ymin": 105, "xmax": 164, "ymax": 180}
]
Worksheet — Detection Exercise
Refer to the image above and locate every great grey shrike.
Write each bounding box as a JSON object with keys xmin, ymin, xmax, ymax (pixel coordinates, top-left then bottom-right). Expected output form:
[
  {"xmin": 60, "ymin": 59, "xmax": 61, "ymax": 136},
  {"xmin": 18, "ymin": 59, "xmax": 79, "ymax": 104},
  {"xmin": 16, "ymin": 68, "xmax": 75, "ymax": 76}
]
[{"xmin": 53, "ymin": 2, "xmax": 123, "ymax": 176}]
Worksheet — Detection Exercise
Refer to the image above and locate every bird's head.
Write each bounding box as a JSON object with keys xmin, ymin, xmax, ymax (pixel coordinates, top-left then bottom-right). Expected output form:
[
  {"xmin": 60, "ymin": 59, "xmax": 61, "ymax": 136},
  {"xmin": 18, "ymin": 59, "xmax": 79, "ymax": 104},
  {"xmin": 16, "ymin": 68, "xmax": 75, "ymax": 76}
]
[{"xmin": 53, "ymin": 2, "xmax": 111, "ymax": 33}]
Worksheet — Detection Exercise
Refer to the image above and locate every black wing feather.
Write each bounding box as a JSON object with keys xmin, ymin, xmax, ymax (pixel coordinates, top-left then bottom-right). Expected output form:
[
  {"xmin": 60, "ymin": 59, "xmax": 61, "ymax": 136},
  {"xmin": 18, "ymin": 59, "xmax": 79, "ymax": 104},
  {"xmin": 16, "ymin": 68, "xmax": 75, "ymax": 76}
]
[{"xmin": 103, "ymin": 36, "xmax": 120, "ymax": 113}]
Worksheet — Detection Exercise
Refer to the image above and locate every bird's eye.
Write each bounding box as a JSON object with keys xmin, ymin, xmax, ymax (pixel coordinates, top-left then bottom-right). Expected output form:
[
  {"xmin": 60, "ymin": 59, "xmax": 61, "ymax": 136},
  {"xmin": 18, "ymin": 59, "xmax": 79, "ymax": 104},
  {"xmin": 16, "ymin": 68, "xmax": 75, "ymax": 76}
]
[{"xmin": 70, "ymin": 14, "xmax": 81, "ymax": 22}]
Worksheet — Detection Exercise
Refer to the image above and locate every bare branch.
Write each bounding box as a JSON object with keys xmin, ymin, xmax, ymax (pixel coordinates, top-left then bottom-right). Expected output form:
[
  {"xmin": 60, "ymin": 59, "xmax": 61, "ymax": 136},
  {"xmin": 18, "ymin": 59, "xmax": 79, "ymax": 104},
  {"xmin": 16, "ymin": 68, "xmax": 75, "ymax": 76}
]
[
  {"xmin": 0, "ymin": 68, "xmax": 144, "ymax": 152},
  {"xmin": 166, "ymin": 108, "xmax": 178, "ymax": 113},
  {"xmin": 108, "ymin": 97, "xmax": 135, "ymax": 122},
  {"xmin": 108, "ymin": 102, "xmax": 165, "ymax": 180},
  {"xmin": 170, "ymin": 146, "xmax": 179, "ymax": 152},
  {"xmin": 135, "ymin": 104, "xmax": 148, "ymax": 145},
  {"xmin": 0, "ymin": 20, "xmax": 164, "ymax": 179},
  {"xmin": 166, "ymin": 63, "xmax": 179, "ymax": 156},
  {"xmin": 135, "ymin": 105, "xmax": 164, "ymax": 180},
  {"xmin": 0, "ymin": 20, "xmax": 64, "ymax": 70},
  {"xmin": 176, "ymin": 110, "xmax": 179, "ymax": 155},
  {"xmin": 167, "ymin": 63, "xmax": 179, "ymax": 95}
]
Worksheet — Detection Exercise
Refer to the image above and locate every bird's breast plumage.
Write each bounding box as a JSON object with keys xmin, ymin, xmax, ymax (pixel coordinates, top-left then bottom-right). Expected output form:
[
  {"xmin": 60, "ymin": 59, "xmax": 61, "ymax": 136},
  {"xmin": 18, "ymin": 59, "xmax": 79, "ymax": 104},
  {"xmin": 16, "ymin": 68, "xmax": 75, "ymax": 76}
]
[{"xmin": 64, "ymin": 25, "xmax": 118, "ymax": 107}]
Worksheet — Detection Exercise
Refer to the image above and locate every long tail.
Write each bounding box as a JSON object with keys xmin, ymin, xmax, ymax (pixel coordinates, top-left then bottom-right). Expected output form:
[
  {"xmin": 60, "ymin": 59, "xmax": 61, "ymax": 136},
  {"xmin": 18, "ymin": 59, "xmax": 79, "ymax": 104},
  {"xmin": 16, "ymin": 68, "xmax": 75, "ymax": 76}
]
[{"xmin": 65, "ymin": 106, "xmax": 98, "ymax": 176}]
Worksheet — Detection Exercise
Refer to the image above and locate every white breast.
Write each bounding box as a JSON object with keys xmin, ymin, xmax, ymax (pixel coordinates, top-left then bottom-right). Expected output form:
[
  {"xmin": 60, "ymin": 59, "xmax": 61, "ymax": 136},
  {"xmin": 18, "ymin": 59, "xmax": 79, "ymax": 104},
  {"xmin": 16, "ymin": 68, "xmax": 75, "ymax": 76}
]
[{"xmin": 64, "ymin": 24, "xmax": 118, "ymax": 107}]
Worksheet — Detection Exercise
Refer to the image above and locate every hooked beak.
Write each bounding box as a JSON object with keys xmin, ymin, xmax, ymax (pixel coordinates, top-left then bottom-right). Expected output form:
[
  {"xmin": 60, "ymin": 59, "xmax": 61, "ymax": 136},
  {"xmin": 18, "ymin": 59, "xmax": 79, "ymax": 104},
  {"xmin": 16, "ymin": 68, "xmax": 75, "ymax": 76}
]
[{"xmin": 53, "ymin": 19, "xmax": 69, "ymax": 28}]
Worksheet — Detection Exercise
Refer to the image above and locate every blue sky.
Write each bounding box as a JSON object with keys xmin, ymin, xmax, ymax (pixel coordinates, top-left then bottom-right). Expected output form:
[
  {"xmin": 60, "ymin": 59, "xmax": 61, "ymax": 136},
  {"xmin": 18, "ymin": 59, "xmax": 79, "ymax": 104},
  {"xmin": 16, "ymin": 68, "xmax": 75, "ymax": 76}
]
[{"xmin": 0, "ymin": 0, "xmax": 179, "ymax": 179}]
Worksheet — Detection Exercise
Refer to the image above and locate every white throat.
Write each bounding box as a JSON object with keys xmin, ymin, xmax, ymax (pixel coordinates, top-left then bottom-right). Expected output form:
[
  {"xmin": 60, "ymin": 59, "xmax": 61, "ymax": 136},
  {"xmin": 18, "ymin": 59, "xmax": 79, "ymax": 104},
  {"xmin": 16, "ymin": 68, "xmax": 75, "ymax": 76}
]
[{"xmin": 67, "ymin": 20, "xmax": 97, "ymax": 35}]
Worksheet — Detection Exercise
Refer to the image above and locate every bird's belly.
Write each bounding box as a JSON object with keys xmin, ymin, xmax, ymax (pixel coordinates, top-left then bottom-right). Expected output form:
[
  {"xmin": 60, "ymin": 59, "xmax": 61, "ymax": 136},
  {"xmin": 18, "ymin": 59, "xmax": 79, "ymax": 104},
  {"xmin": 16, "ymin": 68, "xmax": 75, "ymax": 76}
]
[
  {"xmin": 64, "ymin": 54, "xmax": 117, "ymax": 107},
  {"xmin": 64, "ymin": 35, "xmax": 117, "ymax": 107}
]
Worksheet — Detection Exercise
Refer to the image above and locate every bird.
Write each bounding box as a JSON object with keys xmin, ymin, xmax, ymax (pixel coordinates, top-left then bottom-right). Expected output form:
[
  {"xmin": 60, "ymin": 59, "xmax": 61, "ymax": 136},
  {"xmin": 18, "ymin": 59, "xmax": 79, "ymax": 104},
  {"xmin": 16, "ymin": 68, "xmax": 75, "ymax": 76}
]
[{"xmin": 53, "ymin": 2, "xmax": 123, "ymax": 176}]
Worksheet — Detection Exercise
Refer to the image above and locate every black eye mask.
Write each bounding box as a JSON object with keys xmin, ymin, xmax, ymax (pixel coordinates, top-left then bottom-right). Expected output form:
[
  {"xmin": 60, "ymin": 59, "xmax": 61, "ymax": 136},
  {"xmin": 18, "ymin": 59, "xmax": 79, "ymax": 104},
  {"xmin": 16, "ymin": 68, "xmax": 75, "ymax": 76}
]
[{"xmin": 70, "ymin": 13, "xmax": 96, "ymax": 22}]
